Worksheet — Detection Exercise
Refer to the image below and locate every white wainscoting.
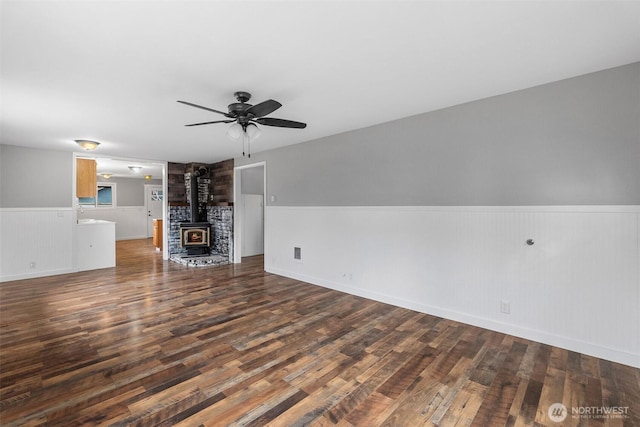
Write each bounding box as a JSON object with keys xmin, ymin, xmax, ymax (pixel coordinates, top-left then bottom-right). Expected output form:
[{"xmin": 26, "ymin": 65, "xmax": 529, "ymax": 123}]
[
  {"xmin": 264, "ymin": 205, "xmax": 640, "ymax": 368},
  {"xmin": 77, "ymin": 206, "xmax": 147, "ymax": 240},
  {"xmin": 0, "ymin": 208, "xmax": 75, "ymax": 281}
]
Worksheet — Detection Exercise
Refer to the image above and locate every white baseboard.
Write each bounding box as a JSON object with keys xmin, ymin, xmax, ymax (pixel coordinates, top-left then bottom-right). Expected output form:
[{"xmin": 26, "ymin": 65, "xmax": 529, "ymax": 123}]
[
  {"xmin": 1, "ymin": 268, "xmax": 77, "ymax": 283},
  {"xmin": 266, "ymin": 264, "xmax": 639, "ymax": 368},
  {"xmin": 264, "ymin": 205, "xmax": 640, "ymax": 369}
]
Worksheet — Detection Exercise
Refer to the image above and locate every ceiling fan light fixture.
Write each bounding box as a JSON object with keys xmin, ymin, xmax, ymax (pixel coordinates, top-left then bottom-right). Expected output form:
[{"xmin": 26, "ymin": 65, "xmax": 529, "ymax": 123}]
[
  {"xmin": 75, "ymin": 139, "xmax": 100, "ymax": 150},
  {"xmin": 227, "ymin": 122, "xmax": 243, "ymax": 140},
  {"xmin": 245, "ymin": 123, "xmax": 261, "ymax": 141}
]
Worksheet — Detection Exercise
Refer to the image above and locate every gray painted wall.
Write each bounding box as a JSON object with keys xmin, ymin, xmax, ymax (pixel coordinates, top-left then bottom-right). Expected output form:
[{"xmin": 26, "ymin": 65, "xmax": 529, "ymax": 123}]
[
  {"xmin": 241, "ymin": 166, "xmax": 264, "ymax": 195},
  {"xmin": 0, "ymin": 145, "xmax": 163, "ymax": 208},
  {"xmin": 0, "ymin": 144, "xmax": 73, "ymax": 208},
  {"xmin": 109, "ymin": 177, "xmax": 163, "ymax": 206},
  {"xmin": 237, "ymin": 63, "xmax": 640, "ymax": 206}
]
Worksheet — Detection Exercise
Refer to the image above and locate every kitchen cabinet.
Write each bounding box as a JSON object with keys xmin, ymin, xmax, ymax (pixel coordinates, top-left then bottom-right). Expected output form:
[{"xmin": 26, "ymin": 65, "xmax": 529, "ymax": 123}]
[
  {"xmin": 77, "ymin": 220, "xmax": 116, "ymax": 271},
  {"xmin": 76, "ymin": 158, "xmax": 97, "ymax": 198},
  {"xmin": 153, "ymin": 219, "xmax": 163, "ymax": 250}
]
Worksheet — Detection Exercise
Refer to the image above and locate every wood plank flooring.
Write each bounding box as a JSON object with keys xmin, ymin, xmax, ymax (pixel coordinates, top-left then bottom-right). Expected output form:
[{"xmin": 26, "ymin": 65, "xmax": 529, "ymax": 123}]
[{"xmin": 1, "ymin": 238, "xmax": 639, "ymax": 426}]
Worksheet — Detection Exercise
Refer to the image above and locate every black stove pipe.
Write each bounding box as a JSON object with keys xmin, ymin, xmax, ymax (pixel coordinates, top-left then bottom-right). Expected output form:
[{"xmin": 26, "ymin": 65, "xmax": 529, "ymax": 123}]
[{"xmin": 190, "ymin": 166, "xmax": 208, "ymax": 222}]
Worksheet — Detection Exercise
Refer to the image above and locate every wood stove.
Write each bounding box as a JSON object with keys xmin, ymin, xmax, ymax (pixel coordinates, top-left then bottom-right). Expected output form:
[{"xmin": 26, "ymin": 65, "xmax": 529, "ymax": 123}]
[
  {"xmin": 177, "ymin": 165, "xmax": 213, "ymax": 256},
  {"xmin": 179, "ymin": 222, "xmax": 211, "ymax": 255}
]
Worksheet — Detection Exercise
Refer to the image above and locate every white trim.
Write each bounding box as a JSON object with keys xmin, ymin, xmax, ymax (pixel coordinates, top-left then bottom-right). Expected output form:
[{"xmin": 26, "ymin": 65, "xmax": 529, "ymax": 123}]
[
  {"xmin": 2, "ymin": 268, "xmax": 77, "ymax": 282},
  {"xmin": 267, "ymin": 205, "xmax": 640, "ymax": 213},
  {"xmin": 233, "ymin": 161, "xmax": 267, "ymax": 264},
  {"xmin": 72, "ymin": 152, "xmax": 80, "ymax": 270},
  {"xmin": 159, "ymin": 162, "xmax": 169, "ymax": 260}
]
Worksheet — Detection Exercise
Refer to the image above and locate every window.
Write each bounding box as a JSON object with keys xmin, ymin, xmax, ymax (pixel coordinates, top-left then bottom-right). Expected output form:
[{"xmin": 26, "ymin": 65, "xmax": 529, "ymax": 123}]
[{"xmin": 79, "ymin": 183, "xmax": 116, "ymax": 208}]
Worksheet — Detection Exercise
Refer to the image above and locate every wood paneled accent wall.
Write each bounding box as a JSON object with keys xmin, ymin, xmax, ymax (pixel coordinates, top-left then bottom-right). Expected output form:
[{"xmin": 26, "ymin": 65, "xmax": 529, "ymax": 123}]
[
  {"xmin": 211, "ymin": 159, "xmax": 234, "ymax": 206},
  {"xmin": 167, "ymin": 162, "xmax": 186, "ymax": 204},
  {"xmin": 168, "ymin": 159, "xmax": 234, "ymax": 206}
]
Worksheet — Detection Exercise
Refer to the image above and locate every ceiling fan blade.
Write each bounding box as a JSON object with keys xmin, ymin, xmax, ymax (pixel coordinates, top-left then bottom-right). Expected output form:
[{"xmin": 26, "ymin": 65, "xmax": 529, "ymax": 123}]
[
  {"xmin": 255, "ymin": 117, "xmax": 307, "ymax": 129},
  {"xmin": 185, "ymin": 120, "xmax": 235, "ymax": 127},
  {"xmin": 245, "ymin": 99, "xmax": 282, "ymax": 118},
  {"xmin": 177, "ymin": 100, "xmax": 233, "ymax": 117}
]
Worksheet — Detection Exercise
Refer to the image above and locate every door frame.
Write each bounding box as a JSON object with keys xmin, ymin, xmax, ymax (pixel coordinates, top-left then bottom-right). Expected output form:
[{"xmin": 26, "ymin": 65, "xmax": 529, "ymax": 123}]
[
  {"xmin": 233, "ymin": 161, "xmax": 266, "ymax": 264},
  {"xmin": 144, "ymin": 184, "xmax": 163, "ymax": 238}
]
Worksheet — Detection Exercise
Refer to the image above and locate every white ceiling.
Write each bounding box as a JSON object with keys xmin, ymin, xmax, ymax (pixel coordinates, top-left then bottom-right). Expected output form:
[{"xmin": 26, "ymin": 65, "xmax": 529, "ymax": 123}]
[{"xmin": 2, "ymin": 1, "xmax": 639, "ymax": 171}]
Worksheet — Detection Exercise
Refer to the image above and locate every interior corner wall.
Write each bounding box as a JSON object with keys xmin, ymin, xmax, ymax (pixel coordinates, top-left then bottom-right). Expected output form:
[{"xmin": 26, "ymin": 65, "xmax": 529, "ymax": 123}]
[{"xmin": 235, "ymin": 63, "xmax": 640, "ymax": 367}]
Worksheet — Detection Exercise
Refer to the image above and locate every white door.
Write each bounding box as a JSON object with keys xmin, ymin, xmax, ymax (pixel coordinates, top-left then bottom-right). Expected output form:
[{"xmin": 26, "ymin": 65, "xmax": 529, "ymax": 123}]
[
  {"xmin": 242, "ymin": 194, "xmax": 264, "ymax": 257},
  {"xmin": 145, "ymin": 185, "xmax": 163, "ymax": 238}
]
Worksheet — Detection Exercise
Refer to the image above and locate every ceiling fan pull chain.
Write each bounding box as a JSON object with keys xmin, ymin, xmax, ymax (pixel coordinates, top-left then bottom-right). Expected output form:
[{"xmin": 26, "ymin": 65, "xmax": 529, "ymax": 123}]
[{"xmin": 242, "ymin": 131, "xmax": 246, "ymax": 157}]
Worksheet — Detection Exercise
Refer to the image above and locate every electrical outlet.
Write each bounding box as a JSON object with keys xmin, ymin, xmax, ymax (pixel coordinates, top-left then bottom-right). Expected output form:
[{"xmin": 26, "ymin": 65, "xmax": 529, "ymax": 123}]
[{"xmin": 500, "ymin": 300, "xmax": 511, "ymax": 314}]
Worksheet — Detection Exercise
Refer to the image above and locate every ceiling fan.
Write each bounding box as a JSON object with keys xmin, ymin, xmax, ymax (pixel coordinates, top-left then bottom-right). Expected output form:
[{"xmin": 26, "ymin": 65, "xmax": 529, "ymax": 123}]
[
  {"xmin": 178, "ymin": 92, "xmax": 306, "ymax": 157},
  {"xmin": 178, "ymin": 91, "xmax": 306, "ymax": 129}
]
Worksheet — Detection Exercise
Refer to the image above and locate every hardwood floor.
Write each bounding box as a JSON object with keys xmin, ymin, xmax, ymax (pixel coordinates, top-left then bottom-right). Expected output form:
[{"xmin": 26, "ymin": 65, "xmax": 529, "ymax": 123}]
[{"xmin": 1, "ymin": 239, "xmax": 638, "ymax": 426}]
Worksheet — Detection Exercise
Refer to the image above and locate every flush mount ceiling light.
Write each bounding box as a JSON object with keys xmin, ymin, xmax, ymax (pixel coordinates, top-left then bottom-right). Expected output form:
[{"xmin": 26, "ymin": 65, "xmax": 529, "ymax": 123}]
[
  {"xmin": 144, "ymin": 175, "xmax": 152, "ymax": 180},
  {"xmin": 75, "ymin": 140, "xmax": 100, "ymax": 150},
  {"xmin": 101, "ymin": 173, "xmax": 112, "ymax": 179},
  {"xmin": 128, "ymin": 165, "xmax": 142, "ymax": 173}
]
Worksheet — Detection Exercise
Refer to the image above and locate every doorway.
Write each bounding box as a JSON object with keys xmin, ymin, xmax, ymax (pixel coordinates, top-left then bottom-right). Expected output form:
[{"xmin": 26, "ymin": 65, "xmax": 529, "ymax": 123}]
[
  {"xmin": 242, "ymin": 194, "xmax": 264, "ymax": 256},
  {"xmin": 233, "ymin": 162, "xmax": 266, "ymax": 264},
  {"xmin": 72, "ymin": 154, "xmax": 169, "ymax": 263},
  {"xmin": 145, "ymin": 184, "xmax": 163, "ymax": 238}
]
